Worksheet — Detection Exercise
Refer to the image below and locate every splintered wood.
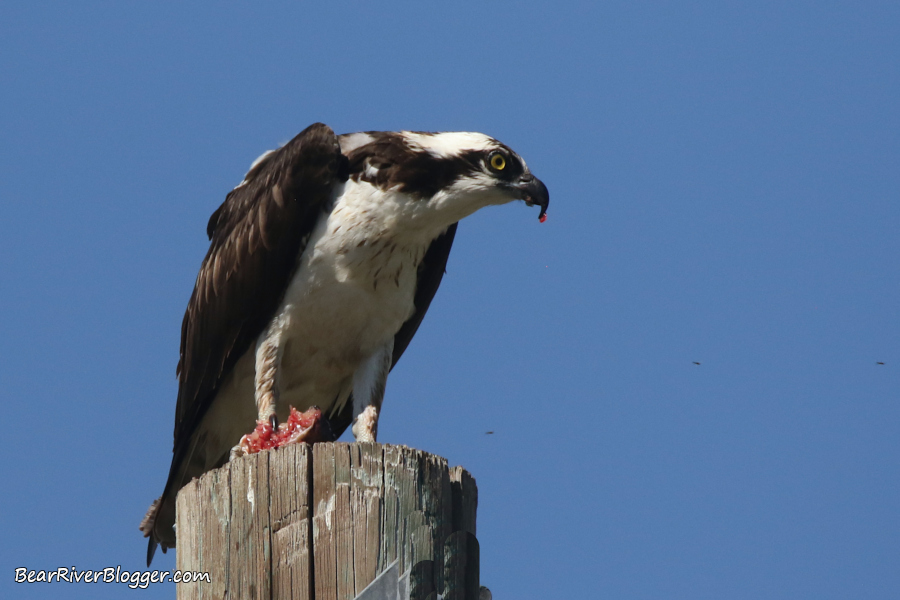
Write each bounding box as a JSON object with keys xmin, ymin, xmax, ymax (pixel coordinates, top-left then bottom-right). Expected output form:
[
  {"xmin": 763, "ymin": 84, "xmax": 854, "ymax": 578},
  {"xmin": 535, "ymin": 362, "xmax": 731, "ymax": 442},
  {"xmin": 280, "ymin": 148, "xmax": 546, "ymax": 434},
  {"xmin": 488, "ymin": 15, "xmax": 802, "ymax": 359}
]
[{"xmin": 175, "ymin": 443, "xmax": 479, "ymax": 600}]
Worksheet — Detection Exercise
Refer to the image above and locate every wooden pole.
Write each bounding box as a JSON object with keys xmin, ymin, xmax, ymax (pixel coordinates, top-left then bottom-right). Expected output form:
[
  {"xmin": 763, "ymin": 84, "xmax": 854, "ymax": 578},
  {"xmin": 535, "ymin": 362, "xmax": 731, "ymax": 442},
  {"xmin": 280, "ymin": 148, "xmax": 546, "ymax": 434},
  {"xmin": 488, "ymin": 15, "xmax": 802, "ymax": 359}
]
[{"xmin": 175, "ymin": 442, "xmax": 483, "ymax": 600}]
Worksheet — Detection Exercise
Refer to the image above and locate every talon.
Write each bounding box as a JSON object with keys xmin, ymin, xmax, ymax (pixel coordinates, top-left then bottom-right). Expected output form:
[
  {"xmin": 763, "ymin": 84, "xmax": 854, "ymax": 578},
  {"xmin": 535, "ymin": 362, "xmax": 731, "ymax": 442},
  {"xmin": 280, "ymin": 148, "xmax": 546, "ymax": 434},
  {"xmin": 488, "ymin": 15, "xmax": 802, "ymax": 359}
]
[{"xmin": 269, "ymin": 414, "xmax": 279, "ymax": 431}]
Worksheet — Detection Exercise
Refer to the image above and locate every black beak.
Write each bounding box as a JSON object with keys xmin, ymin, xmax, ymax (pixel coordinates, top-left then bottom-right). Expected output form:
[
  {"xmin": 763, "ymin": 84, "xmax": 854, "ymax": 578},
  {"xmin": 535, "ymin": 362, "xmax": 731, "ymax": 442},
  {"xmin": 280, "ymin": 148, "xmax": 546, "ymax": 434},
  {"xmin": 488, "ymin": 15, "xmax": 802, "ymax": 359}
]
[{"xmin": 515, "ymin": 174, "xmax": 550, "ymax": 221}]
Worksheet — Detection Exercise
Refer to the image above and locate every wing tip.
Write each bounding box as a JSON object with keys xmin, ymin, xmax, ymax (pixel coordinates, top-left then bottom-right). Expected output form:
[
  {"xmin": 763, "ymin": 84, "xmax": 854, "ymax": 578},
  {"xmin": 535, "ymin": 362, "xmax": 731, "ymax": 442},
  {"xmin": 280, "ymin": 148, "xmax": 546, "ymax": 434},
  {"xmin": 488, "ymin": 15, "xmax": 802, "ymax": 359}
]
[{"xmin": 146, "ymin": 536, "xmax": 158, "ymax": 567}]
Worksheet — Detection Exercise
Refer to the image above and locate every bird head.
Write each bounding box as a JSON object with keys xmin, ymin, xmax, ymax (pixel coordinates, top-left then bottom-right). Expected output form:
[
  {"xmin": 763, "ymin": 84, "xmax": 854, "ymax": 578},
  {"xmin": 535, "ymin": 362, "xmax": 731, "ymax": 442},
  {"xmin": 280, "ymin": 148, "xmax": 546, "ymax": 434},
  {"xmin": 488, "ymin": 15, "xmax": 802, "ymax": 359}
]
[{"xmin": 340, "ymin": 130, "xmax": 549, "ymax": 233}]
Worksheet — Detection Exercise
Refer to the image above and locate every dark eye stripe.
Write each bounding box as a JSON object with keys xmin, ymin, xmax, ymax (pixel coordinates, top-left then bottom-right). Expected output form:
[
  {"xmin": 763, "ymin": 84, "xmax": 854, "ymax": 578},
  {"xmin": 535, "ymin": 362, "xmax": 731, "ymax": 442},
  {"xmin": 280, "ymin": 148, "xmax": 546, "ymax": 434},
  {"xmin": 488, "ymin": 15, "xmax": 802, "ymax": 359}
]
[{"xmin": 344, "ymin": 134, "xmax": 525, "ymax": 198}]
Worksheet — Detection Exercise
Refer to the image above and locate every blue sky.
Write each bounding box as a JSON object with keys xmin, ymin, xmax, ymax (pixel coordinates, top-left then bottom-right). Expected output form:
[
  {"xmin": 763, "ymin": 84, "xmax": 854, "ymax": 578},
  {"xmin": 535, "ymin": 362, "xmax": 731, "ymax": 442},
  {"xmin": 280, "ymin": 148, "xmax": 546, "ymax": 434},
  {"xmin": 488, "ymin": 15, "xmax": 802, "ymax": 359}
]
[{"xmin": 1, "ymin": 2, "xmax": 897, "ymax": 598}]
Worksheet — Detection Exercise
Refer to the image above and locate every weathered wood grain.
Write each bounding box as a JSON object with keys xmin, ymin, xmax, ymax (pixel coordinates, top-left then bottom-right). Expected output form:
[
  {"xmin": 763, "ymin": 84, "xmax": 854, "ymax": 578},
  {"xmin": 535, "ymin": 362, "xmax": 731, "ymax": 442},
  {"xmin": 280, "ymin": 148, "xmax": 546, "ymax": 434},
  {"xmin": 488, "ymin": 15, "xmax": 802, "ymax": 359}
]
[
  {"xmin": 333, "ymin": 444, "xmax": 354, "ymax": 600},
  {"xmin": 312, "ymin": 442, "xmax": 338, "ymax": 600},
  {"xmin": 228, "ymin": 451, "xmax": 272, "ymax": 599},
  {"xmin": 175, "ymin": 443, "xmax": 480, "ymax": 599},
  {"xmin": 197, "ymin": 465, "xmax": 231, "ymax": 600},
  {"xmin": 174, "ymin": 473, "xmax": 202, "ymax": 600},
  {"xmin": 349, "ymin": 442, "xmax": 383, "ymax": 595},
  {"xmin": 380, "ymin": 444, "xmax": 402, "ymax": 571},
  {"xmin": 442, "ymin": 531, "xmax": 479, "ymax": 600},
  {"xmin": 269, "ymin": 444, "xmax": 313, "ymax": 600},
  {"xmin": 449, "ymin": 466, "xmax": 478, "ymax": 537}
]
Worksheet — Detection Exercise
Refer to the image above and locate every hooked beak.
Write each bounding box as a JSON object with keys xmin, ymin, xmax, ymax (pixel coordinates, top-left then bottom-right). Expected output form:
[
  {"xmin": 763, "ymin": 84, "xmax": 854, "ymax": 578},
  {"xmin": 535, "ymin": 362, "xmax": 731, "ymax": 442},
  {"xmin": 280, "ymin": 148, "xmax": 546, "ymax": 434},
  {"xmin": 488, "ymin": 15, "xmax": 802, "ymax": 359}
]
[{"xmin": 514, "ymin": 173, "xmax": 550, "ymax": 221}]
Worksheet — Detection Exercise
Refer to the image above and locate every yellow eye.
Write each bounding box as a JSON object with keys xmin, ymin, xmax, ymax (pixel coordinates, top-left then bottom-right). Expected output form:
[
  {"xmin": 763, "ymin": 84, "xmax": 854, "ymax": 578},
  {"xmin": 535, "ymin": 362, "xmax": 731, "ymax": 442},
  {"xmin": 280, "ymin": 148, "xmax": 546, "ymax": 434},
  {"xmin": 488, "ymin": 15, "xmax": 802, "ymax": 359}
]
[{"xmin": 489, "ymin": 153, "xmax": 506, "ymax": 171}]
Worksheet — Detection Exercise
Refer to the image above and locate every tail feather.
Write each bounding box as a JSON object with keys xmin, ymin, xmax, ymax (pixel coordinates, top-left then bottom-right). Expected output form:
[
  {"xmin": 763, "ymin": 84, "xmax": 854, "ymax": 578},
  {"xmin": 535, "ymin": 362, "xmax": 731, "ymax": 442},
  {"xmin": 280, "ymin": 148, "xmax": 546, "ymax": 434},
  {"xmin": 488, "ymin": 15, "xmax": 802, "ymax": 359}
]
[
  {"xmin": 140, "ymin": 496, "xmax": 172, "ymax": 566},
  {"xmin": 139, "ymin": 497, "xmax": 161, "ymax": 537}
]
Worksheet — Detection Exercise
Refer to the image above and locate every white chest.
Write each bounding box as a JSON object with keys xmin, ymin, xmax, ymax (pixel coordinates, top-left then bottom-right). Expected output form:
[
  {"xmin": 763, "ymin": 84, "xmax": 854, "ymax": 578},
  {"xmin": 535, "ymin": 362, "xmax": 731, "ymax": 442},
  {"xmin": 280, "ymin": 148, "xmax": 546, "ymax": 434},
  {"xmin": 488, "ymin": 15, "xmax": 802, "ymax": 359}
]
[{"xmin": 274, "ymin": 180, "xmax": 441, "ymax": 406}]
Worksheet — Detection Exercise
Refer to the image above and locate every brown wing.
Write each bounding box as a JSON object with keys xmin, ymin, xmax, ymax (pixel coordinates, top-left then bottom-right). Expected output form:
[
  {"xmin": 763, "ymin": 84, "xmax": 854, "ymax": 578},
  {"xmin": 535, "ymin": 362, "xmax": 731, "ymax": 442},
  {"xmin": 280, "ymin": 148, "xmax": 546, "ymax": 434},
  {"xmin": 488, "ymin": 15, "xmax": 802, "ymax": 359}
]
[
  {"xmin": 172, "ymin": 122, "xmax": 346, "ymax": 458},
  {"xmin": 144, "ymin": 124, "xmax": 346, "ymax": 565}
]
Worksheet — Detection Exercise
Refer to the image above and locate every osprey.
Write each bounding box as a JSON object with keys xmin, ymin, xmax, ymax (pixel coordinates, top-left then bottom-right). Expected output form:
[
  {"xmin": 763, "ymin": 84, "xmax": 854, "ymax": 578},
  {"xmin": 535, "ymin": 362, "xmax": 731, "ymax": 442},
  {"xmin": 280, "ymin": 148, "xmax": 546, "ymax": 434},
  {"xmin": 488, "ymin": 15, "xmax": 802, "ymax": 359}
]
[{"xmin": 140, "ymin": 123, "xmax": 549, "ymax": 564}]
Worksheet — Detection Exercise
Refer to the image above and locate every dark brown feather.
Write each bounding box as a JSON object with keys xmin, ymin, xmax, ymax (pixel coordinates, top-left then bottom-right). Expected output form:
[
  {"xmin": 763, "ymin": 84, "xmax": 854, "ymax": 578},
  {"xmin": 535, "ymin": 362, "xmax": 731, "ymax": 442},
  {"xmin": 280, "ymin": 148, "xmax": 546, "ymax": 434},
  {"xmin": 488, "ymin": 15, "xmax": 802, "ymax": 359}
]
[
  {"xmin": 172, "ymin": 123, "xmax": 344, "ymax": 448},
  {"xmin": 145, "ymin": 124, "xmax": 345, "ymax": 562}
]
